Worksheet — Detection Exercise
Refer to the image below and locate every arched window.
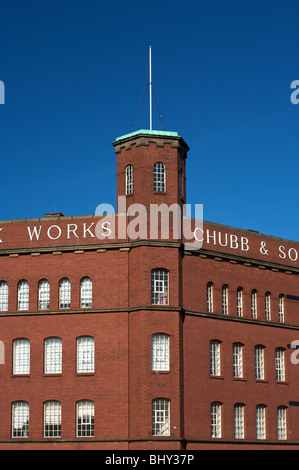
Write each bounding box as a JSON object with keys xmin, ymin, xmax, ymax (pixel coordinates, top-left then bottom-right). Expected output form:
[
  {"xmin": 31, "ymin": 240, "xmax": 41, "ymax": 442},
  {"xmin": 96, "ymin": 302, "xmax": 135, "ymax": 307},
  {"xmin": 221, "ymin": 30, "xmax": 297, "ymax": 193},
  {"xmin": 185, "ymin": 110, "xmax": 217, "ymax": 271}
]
[
  {"xmin": 234, "ymin": 403, "xmax": 245, "ymax": 439},
  {"xmin": 0, "ymin": 281, "xmax": 8, "ymax": 311},
  {"xmin": 279, "ymin": 294, "xmax": 284, "ymax": 323},
  {"xmin": 76, "ymin": 400, "xmax": 94, "ymax": 437},
  {"xmin": 207, "ymin": 282, "xmax": 213, "ymax": 313},
  {"xmin": 12, "ymin": 401, "xmax": 29, "ymax": 438},
  {"xmin": 151, "ymin": 269, "xmax": 169, "ymax": 305},
  {"xmin": 44, "ymin": 337, "xmax": 62, "ymax": 374},
  {"xmin": 255, "ymin": 345, "xmax": 265, "ymax": 380},
  {"xmin": 152, "ymin": 398, "xmax": 170, "ymax": 436},
  {"xmin": 151, "ymin": 334, "xmax": 170, "ymax": 371},
  {"xmin": 275, "ymin": 347, "xmax": 286, "ymax": 382},
  {"xmin": 18, "ymin": 280, "xmax": 29, "ymax": 311},
  {"xmin": 59, "ymin": 278, "xmax": 71, "ymax": 309},
  {"xmin": 233, "ymin": 342, "xmax": 243, "ymax": 378},
  {"xmin": 251, "ymin": 289, "xmax": 257, "ymax": 319},
  {"xmin": 265, "ymin": 292, "xmax": 271, "ymax": 320},
  {"xmin": 211, "ymin": 402, "xmax": 222, "ymax": 438},
  {"xmin": 277, "ymin": 406, "xmax": 287, "ymax": 440},
  {"xmin": 80, "ymin": 277, "xmax": 92, "ymax": 308},
  {"xmin": 125, "ymin": 164, "xmax": 134, "ymax": 194},
  {"xmin": 237, "ymin": 287, "xmax": 243, "ymax": 317},
  {"xmin": 256, "ymin": 404, "xmax": 266, "ymax": 439},
  {"xmin": 77, "ymin": 336, "xmax": 94, "ymax": 373},
  {"xmin": 44, "ymin": 401, "xmax": 61, "ymax": 438},
  {"xmin": 210, "ymin": 340, "xmax": 221, "ymax": 376},
  {"xmin": 222, "ymin": 285, "xmax": 228, "ymax": 315},
  {"xmin": 154, "ymin": 162, "xmax": 166, "ymax": 192},
  {"xmin": 38, "ymin": 279, "xmax": 50, "ymax": 310}
]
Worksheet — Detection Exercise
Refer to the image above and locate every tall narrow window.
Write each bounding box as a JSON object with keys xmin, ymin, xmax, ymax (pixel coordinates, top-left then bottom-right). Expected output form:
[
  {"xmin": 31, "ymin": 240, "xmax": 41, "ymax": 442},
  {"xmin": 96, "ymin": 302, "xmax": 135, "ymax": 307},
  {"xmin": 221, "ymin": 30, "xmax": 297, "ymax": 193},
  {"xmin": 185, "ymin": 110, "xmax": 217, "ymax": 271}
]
[
  {"xmin": 125, "ymin": 164, "xmax": 134, "ymax": 195},
  {"xmin": 59, "ymin": 278, "xmax": 71, "ymax": 309},
  {"xmin": 77, "ymin": 336, "xmax": 94, "ymax": 373},
  {"xmin": 154, "ymin": 162, "xmax": 166, "ymax": 192},
  {"xmin": 265, "ymin": 292, "xmax": 271, "ymax": 321},
  {"xmin": 275, "ymin": 348, "xmax": 285, "ymax": 382},
  {"xmin": 207, "ymin": 282, "xmax": 213, "ymax": 313},
  {"xmin": 211, "ymin": 402, "xmax": 222, "ymax": 438},
  {"xmin": 233, "ymin": 343, "xmax": 243, "ymax": 378},
  {"xmin": 222, "ymin": 285, "xmax": 228, "ymax": 314},
  {"xmin": 256, "ymin": 405, "xmax": 266, "ymax": 439},
  {"xmin": 277, "ymin": 406, "xmax": 287, "ymax": 440},
  {"xmin": 0, "ymin": 281, "xmax": 8, "ymax": 311},
  {"xmin": 152, "ymin": 334, "xmax": 169, "ymax": 371},
  {"xmin": 255, "ymin": 345, "xmax": 265, "ymax": 380},
  {"xmin": 251, "ymin": 289, "xmax": 257, "ymax": 319},
  {"xmin": 151, "ymin": 269, "xmax": 169, "ymax": 305},
  {"xmin": 13, "ymin": 338, "xmax": 30, "ymax": 375},
  {"xmin": 152, "ymin": 398, "xmax": 170, "ymax": 436},
  {"xmin": 76, "ymin": 400, "xmax": 94, "ymax": 437},
  {"xmin": 44, "ymin": 337, "xmax": 62, "ymax": 374},
  {"xmin": 18, "ymin": 280, "xmax": 29, "ymax": 311},
  {"xmin": 12, "ymin": 401, "xmax": 29, "ymax": 438},
  {"xmin": 38, "ymin": 279, "xmax": 50, "ymax": 310},
  {"xmin": 279, "ymin": 295, "xmax": 284, "ymax": 323},
  {"xmin": 44, "ymin": 401, "xmax": 61, "ymax": 438},
  {"xmin": 234, "ymin": 403, "xmax": 245, "ymax": 439},
  {"xmin": 80, "ymin": 277, "xmax": 92, "ymax": 308},
  {"xmin": 210, "ymin": 340, "xmax": 221, "ymax": 376},
  {"xmin": 237, "ymin": 287, "xmax": 243, "ymax": 317}
]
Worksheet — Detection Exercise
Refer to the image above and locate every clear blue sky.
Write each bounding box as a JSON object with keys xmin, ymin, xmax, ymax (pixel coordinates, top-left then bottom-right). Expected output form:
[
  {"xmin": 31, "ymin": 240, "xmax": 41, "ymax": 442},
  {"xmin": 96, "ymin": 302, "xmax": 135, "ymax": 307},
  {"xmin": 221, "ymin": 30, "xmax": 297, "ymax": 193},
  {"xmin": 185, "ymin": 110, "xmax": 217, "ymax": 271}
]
[{"xmin": 0, "ymin": 0, "xmax": 298, "ymax": 241}]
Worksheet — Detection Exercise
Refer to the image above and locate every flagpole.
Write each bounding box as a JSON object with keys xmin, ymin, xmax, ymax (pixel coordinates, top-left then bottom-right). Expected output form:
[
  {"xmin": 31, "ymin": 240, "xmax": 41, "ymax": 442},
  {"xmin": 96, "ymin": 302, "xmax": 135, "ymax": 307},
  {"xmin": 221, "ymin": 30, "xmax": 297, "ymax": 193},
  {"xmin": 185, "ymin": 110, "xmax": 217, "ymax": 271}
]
[{"xmin": 149, "ymin": 46, "xmax": 152, "ymax": 130}]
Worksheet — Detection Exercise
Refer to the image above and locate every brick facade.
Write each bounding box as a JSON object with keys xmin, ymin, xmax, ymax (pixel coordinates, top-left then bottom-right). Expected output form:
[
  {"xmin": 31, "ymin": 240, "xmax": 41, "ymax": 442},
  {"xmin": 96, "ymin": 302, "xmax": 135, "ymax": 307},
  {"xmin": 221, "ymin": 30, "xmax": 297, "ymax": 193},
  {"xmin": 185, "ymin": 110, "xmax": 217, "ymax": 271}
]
[{"xmin": 0, "ymin": 130, "xmax": 298, "ymax": 449}]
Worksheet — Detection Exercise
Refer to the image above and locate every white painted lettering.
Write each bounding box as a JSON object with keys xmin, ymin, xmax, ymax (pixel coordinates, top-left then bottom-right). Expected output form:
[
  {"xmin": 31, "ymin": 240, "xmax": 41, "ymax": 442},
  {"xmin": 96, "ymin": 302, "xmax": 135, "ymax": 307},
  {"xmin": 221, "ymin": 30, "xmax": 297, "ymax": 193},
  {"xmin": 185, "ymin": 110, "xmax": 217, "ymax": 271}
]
[
  {"xmin": 241, "ymin": 236, "xmax": 249, "ymax": 252},
  {"xmin": 47, "ymin": 225, "xmax": 62, "ymax": 240},
  {"xmin": 230, "ymin": 234, "xmax": 238, "ymax": 249},
  {"xmin": 206, "ymin": 229, "xmax": 216, "ymax": 245},
  {"xmin": 279, "ymin": 245, "xmax": 286, "ymax": 259},
  {"xmin": 83, "ymin": 223, "xmax": 95, "ymax": 238},
  {"xmin": 0, "ymin": 228, "xmax": 3, "ymax": 243},
  {"xmin": 218, "ymin": 232, "xmax": 228, "ymax": 247},
  {"xmin": 288, "ymin": 247, "xmax": 298, "ymax": 262},
  {"xmin": 27, "ymin": 226, "xmax": 43, "ymax": 241},
  {"xmin": 67, "ymin": 224, "xmax": 78, "ymax": 239}
]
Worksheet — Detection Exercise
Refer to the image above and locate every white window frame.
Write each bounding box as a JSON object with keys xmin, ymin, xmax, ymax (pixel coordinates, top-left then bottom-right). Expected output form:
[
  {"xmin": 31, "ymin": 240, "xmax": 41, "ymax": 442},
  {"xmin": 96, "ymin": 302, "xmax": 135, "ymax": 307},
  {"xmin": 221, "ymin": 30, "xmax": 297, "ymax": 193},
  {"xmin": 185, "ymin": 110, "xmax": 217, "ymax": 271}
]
[
  {"xmin": 279, "ymin": 294, "xmax": 284, "ymax": 323},
  {"xmin": 151, "ymin": 269, "xmax": 169, "ymax": 305},
  {"xmin": 125, "ymin": 164, "xmax": 134, "ymax": 195},
  {"xmin": 13, "ymin": 338, "xmax": 30, "ymax": 375},
  {"xmin": 256, "ymin": 405, "xmax": 266, "ymax": 439},
  {"xmin": 207, "ymin": 282, "xmax": 213, "ymax": 313},
  {"xmin": 44, "ymin": 337, "xmax": 62, "ymax": 374},
  {"xmin": 77, "ymin": 336, "xmax": 95, "ymax": 373},
  {"xmin": 210, "ymin": 340, "xmax": 221, "ymax": 376},
  {"xmin": 152, "ymin": 334, "xmax": 170, "ymax": 371},
  {"xmin": 255, "ymin": 345, "xmax": 265, "ymax": 380},
  {"xmin": 44, "ymin": 400, "xmax": 61, "ymax": 438},
  {"xmin": 234, "ymin": 403, "xmax": 245, "ymax": 439},
  {"xmin": 265, "ymin": 292, "xmax": 271, "ymax": 321},
  {"xmin": 59, "ymin": 278, "xmax": 71, "ymax": 309},
  {"xmin": 277, "ymin": 406, "xmax": 287, "ymax": 440},
  {"xmin": 275, "ymin": 348, "xmax": 285, "ymax": 382},
  {"xmin": 233, "ymin": 343, "xmax": 243, "ymax": 378},
  {"xmin": 76, "ymin": 400, "xmax": 94, "ymax": 437},
  {"xmin": 18, "ymin": 280, "xmax": 29, "ymax": 311},
  {"xmin": 153, "ymin": 162, "xmax": 166, "ymax": 192},
  {"xmin": 38, "ymin": 279, "xmax": 50, "ymax": 310},
  {"xmin": 152, "ymin": 398, "xmax": 170, "ymax": 436},
  {"xmin": 12, "ymin": 401, "xmax": 29, "ymax": 438},
  {"xmin": 80, "ymin": 277, "xmax": 92, "ymax": 308},
  {"xmin": 251, "ymin": 289, "xmax": 257, "ymax": 319},
  {"xmin": 237, "ymin": 287, "xmax": 243, "ymax": 317},
  {"xmin": 211, "ymin": 402, "xmax": 222, "ymax": 438},
  {"xmin": 0, "ymin": 281, "xmax": 8, "ymax": 311},
  {"xmin": 222, "ymin": 285, "xmax": 228, "ymax": 315}
]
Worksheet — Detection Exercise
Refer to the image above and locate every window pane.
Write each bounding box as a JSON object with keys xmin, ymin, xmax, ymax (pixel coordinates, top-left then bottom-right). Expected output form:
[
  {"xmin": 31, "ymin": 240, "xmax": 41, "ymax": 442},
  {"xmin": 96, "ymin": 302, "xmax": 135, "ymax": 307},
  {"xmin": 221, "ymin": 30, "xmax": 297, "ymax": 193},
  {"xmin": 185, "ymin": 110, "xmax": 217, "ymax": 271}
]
[
  {"xmin": 39, "ymin": 279, "xmax": 50, "ymax": 310},
  {"xmin": 80, "ymin": 277, "xmax": 92, "ymax": 308},
  {"xmin": 18, "ymin": 280, "xmax": 29, "ymax": 311},
  {"xmin": 276, "ymin": 348, "xmax": 285, "ymax": 381},
  {"xmin": 154, "ymin": 162, "xmax": 166, "ymax": 192},
  {"xmin": 211, "ymin": 402, "xmax": 221, "ymax": 438},
  {"xmin": 45, "ymin": 337, "xmax": 62, "ymax": 374},
  {"xmin": 207, "ymin": 283, "xmax": 213, "ymax": 313},
  {"xmin": 125, "ymin": 165, "xmax": 134, "ymax": 195},
  {"xmin": 255, "ymin": 345, "xmax": 264, "ymax": 380},
  {"xmin": 13, "ymin": 339, "xmax": 30, "ymax": 374},
  {"xmin": 59, "ymin": 278, "xmax": 71, "ymax": 309},
  {"xmin": 0, "ymin": 281, "xmax": 8, "ymax": 311},
  {"xmin": 152, "ymin": 334, "xmax": 169, "ymax": 371},
  {"xmin": 151, "ymin": 270, "xmax": 169, "ymax": 305},
  {"xmin": 222, "ymin": 285, "xmax": 228, "ymax": 314},
  {"xmin": 77, "ymin": 336, "xmax": 94, "ymax": 373},
  {"xmin": 152, "ymin": 399, "xmax": 170, "ymax": 436},
  {"xmin": 234, "ymin": 404, "xmax": 245, "ymax": 439},
  {"xmin": 12, "ymin": 401, "xmax": 29, "ymax": 438},
  {"xmin": 76, "ymin": 400, "xmax": 94, "ymax": 437},
  {"xmin": 277, "ymin": 406, "xmax": 287, "ymax": 440},
  {"xmin": 256, "ymin": 405, "xmax": 266, "ymax": 439},
  {"xmin": 44, "ymin": 401, "xmax": 61, "ymax": 438},
  {"xmin": 233, "ymin": 343, "xmax": 243, "ymax": 378}
]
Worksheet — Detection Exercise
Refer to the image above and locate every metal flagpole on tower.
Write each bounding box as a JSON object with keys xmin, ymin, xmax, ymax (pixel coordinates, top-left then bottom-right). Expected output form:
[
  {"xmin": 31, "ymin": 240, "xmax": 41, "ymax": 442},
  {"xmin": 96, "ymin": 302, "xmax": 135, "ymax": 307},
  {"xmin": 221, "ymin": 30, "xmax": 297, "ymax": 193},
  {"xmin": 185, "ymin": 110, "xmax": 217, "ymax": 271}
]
[{"xmin": 149, "ymin": 46, "xmax": 152, "ymax": 130}]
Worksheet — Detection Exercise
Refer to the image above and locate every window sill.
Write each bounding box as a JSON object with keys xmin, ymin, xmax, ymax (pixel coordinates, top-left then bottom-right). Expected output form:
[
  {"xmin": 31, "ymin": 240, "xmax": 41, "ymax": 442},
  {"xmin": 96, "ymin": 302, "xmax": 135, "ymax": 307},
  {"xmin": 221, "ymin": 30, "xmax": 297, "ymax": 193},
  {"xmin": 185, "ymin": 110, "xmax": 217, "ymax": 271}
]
[
  {"xmin": 233, "ymin": 377, "xmax": 247, "ymax": 382},
  {"xmin": 210, "ymin": 375, "xmax": 224, "ymax": 380}
]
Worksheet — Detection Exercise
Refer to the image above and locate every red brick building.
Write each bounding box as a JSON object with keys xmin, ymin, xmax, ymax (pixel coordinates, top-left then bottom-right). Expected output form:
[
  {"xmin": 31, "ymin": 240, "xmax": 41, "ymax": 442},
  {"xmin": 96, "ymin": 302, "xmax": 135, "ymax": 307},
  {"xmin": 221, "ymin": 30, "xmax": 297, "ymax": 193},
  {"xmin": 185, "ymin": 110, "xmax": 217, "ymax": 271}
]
[{"xmin": 0, "ymin": 129, "xmax": 299, "ymax": 450}]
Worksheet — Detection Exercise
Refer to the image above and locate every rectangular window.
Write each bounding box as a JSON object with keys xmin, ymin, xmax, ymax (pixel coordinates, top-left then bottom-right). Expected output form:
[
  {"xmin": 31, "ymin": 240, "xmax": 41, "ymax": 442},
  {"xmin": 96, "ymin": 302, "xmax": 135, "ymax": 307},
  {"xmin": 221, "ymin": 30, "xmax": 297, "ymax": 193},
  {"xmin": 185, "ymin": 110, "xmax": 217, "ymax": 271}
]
[
  {"xmin": 76, "ymin": 400, "xmax": 94, "ymax": 437},
  {"xmin": 12, "ymin": 402, "xmax": 29, "ymax": 438},
  {"xmin": 44, "ymin": 337, "xmax": 62, "ymax": 374},
  {"xmin": 233, "ymin": 343, "xmax": 243, "ymax": 378},
  {"xmin": 0, "ymin": 281, "xmax": 8, "ymax": 311},
  {"xmin": 277, "ymin": 407, "xmax": 287, "ymax": 440},
  {"xmin": 256, "ymin": 405, "xmax": 266, "ymax": 439},
  {"xmin": 152, "ymin": 334, "xmax": 169, "ymax": 371},
  {"xmin": 211, "ymin": 402, "xmax": 221, "ymax": 438},
  {"xmin": 275, "ymin": 348, "xmax": 285, "ymax": 381},
  {"xmin": 13, "ymin": 339, "xmax": 30, "ymax": 375},
  {"xmin": 234, "ymin": 404, "xmax": 245, "ymax": 439},
  {"xmin": 255, "ymin": 345, "xmax": 265, "ymax": 380},
  {"xmin": 152, "ymin": 399, "xmax": 170, "ymax": 436},
  {"xmin": 77, "ymin": 336, "xmax": 94, "ymax": 373},
  {"xmin": 151, "ymin": 270, "xmax": 169, "ymax": 305},
  {"xmin": 210, "ymin": 340, "xmax": 221, "ymax": 376},
  {"xmin": 44, "ymin": 401, "xmax": 61, "ymax": 438}
]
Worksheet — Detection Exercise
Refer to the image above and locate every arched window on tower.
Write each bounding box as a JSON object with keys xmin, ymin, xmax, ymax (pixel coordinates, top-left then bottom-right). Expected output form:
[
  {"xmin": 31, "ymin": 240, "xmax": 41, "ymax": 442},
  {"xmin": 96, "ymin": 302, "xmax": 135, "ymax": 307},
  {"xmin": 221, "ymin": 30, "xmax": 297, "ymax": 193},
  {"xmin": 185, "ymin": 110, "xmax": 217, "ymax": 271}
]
[
  {"xmin": 154, "ymin": 162, "xmax": 166, "ymax": 192},
  {"xmin": 125, "ymin": 164, "xmax": 134, "ymax": 195}
]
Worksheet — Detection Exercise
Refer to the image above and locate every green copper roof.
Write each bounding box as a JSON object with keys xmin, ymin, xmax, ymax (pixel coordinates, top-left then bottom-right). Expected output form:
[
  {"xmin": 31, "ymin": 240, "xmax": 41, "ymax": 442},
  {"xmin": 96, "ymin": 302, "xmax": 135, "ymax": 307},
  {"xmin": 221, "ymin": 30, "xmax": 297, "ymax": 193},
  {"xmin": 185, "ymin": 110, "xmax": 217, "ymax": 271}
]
[{"xmin": 114, "ymin": 129, "xmax": 181, "ymax": 142}]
